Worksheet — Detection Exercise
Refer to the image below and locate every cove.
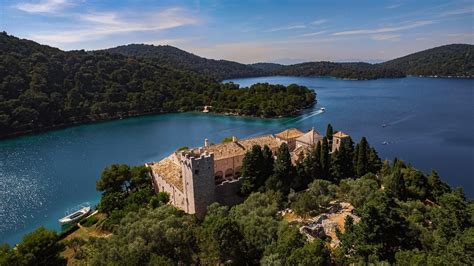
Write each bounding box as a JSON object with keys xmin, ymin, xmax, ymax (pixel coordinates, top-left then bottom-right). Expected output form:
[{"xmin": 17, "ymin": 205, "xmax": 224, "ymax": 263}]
[{"xmin": 0, "ymin": 76, "xmax": 472, "ymax": 244}]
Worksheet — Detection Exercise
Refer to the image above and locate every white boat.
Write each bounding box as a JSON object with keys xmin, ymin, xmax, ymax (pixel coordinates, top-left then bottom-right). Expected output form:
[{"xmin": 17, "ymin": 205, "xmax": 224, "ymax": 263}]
[
  {"xmin": 320, "ymin": 107, "xmax": 326, "ymax": 112},
  {"xmin": 59, "ymin": 206, "xmax": 91, "ymax": 225}
]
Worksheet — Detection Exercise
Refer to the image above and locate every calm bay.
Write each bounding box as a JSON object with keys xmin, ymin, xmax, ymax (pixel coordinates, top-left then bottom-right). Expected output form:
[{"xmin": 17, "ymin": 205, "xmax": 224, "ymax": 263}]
[{"xmin": 0, "ymin": 76, "xmax": 472, "ymax": 244}]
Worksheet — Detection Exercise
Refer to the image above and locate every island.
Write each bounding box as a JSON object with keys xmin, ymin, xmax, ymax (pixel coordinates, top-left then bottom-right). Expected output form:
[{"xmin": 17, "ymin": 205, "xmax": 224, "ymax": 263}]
[{"xmin": 1, "ymin": 125, "xmax": 471, "ymax": 265}]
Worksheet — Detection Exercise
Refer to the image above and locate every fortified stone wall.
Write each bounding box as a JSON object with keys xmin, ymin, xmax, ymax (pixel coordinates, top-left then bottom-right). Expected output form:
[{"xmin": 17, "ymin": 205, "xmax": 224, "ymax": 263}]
[
  {"xmin": 182, "ymin": 152, "xmax": 215, "ymax": 218},
  {"xmin": 215, "ymin": 178, "xmax": 244, "ymax": 206},
  {"xmin": 150, "ymin": 167, "xmax": 187, "ymax": 210}
]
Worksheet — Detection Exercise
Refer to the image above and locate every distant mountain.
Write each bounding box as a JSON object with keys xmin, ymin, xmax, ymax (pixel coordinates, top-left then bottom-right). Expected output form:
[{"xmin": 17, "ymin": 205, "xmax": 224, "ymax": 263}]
[
  {"xmin": 275, "ymin": 61, "xmax": 405, "ymax": 80},
  {"xmin": 381, "ymin": 44, "xmax": 474, "ymax": 77},
  {"xmin": 103, "ymin": 43, "xmax": 473, "ymax": 80},
  {"xmin": 249, "ymin": 62, "xmax": 285, "ymax": 72},
  {"xmin": 102, "ymin": 44, "xmax": 265, "ymax": 80}
]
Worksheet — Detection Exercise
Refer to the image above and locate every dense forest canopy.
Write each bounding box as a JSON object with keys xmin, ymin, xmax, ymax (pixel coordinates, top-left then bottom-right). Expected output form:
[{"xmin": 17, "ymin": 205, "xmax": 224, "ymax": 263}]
[
  {"xmin": 1, "ymin": 130, "xmax": 472, "ymax": 265},
  {"xmin": 0, "ymin": 33, "xmax": 315, "ymax": 139},
  {"xmin": 381, "ymin": 44, "xmax": 474, "ymax": 77},
  {"xmin": 102, "ymin": 44, "xmax": 266, "ymax": 80},
  {"xmin": 104, "ymin": 42, "xmax": 473, "ymax": 80}
]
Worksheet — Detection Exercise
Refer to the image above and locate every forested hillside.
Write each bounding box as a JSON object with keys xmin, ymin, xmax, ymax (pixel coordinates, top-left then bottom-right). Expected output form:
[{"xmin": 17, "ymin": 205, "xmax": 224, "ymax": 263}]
[
  {"xmin": 381, "ymin": 44, "xmax": 474, "ymax": 77},
  {"xmin": 0, "ymin": 33, "xmax": 315, "ymax": 139},
  {"xmin": 102, "ymin": 44, "xmax": 266, "ymax": 80},
  {"xmin": 105, "ymin": 43, "xmax": 473, "ymax": 80},
  {"xmin": 275, "ymin": 61, "xmax": 405, "ymax": 80},
  {"xmin": 2, "ymin": 131, "xmax": 472, "ymax": 265}
]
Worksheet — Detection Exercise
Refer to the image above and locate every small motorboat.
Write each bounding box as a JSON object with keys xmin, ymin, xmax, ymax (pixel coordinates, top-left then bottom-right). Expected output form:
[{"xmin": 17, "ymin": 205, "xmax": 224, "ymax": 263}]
[
  {"xmin": 382, "ymin": 141, "xmax": 389, "ymax": 145},
  {"xmin": 59, "ymin": 206, "xmax": 91, "ymax": 225},
  {"xmin": 382, "ymin": 123, "xmax": 387, "ymax": 128},
  {"xmin": 320, "ymin": 107, "xmax": 326, "ymax": 112}
]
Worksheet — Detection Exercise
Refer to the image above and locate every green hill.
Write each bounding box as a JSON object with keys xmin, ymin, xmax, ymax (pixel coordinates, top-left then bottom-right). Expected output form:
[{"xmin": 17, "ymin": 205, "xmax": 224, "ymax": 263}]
[
  {"xmin": 102, "ymin": 44, "xmax": 265, "ymax": 80},
  {"xmin": 0, "ymin": 33, "xmax": 315, "ymax": 139},
  {"xmin": 381, "ymin": 44, "xmax": 474, "ymax": 77}
]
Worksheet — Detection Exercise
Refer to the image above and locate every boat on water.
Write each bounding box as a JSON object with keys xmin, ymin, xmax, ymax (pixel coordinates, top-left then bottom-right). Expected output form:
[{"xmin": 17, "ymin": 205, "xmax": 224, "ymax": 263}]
[
  {"xmin": 320, "ymin": 107, "xmax": 326, "ymax": 112},
  {"xmin": 58, "ymin": 206, "xmax": 91, "ymax": 225}
]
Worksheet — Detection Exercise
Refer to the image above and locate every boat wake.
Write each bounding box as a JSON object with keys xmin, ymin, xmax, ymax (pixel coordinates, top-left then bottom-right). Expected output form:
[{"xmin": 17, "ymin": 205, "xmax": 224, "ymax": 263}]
[{"xmin": 292, "ymin": 109, "xmax": 325, "ymax": 123}]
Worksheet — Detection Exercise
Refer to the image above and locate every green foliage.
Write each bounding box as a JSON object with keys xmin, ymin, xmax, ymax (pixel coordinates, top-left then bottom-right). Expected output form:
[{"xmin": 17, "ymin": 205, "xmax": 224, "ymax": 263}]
[
  {"xmin": 0, "ymin": 33, "xmax": 315, "ymax": 139},
  {"xmin": 291, "ymin": 180, "xmax": 338, "ymax": 217},
  {"xmin": 87, "ymin": 205, "xmax": 198, "ymax": 265},
  {"xmin": 230, "ymin": 192, "xmax": 282, "ymax": 263},
  {"xmin": 381, "ymin": 44, "xmax": 474, "ymax": 77},
  {"xmin": 276, "ymin": 61, "xmax": 405, "ymax": 80},
  {"xmin": 265, "ymin": 143, "xmax": 295, "ymax": 195},
  {"xmin": 80, "ymin": 215, "xmax": 99, "ymax": 227},
  {"xmin": 384, "ymin": 168, "xmax": 407, "ymax": 200},
  {"xmin": 338, "ymin": 194, "xmax": 419, "ymax": 262},
  {"xmin": 13, "ymin": 227, "xmax": 66, "ymax": 266},
  {"xmin": 338, "ymin": 177, "xmax": 382, "ymax": 208},
  {"xmin": 354, "ymin": 137, "xmax": 381, "ymax": 177}
]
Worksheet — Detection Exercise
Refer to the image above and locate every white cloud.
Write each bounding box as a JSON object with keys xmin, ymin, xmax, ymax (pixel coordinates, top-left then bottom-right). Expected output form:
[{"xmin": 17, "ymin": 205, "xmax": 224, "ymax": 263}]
[
  {"xmin": 310, "ymin": 19, "xmax": 327, "ymax": 25},
  {"xmin": 386, "ymin": 4, "xmax": 402, "ymax": 9},
  {"xmin": 30, "ymin": 8, "xmax": 199, "ymax": 44},
  {"xmin": 371, "ymin": 34, "xmax": 400, "ymax": 41},
  {"xmin": 297, "ymin": 31, "xmax": 327, "ymax": 38},
  {"xmin": 332, "ymin": 20, "xmax": 434, "ymax": 36},
  {"xmin": 265, "ymin": 24, "xmax": 306, "ymax": 32},
  {"xmin": 440, "ymin": 7, "xmax": 474, "ymax": 17},
  {"xmin": 15, "ymin": 0, "xmax": 75, "ymax": 14}
]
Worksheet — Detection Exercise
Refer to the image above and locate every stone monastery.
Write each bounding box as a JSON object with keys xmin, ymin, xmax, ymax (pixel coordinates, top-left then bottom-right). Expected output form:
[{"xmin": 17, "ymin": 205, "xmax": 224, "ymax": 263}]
[{"xmin": 147, "ymin": 128, "xmax": 350, "ymax": 217}]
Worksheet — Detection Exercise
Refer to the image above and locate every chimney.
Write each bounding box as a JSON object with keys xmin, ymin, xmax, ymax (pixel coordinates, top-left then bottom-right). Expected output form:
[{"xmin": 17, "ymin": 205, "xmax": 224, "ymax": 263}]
[
  {"xmin": 204, "ymin": 138, "xmax": 209, "ymax": 147},
  {"xmin": 232, "ymin": 136, "xmax": 237, "ymax": 143}
]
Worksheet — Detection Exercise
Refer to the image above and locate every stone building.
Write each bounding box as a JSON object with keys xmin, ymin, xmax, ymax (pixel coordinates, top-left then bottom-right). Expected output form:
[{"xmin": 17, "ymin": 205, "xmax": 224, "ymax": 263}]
[
  {"xmin": 331, "ymin": 131, "xmax": 350, "ymax": 153},
  {"xmin": 148, "ymin": 127, "xmax": 341, "ymax": 218}
]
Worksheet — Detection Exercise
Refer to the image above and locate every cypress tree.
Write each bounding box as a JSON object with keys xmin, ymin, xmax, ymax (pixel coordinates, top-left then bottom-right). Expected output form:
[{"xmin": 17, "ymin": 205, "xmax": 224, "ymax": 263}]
[
  {"xmin": 356, "ymin": 137, "xmax": 369, "ymax": 178},
  {"xmin": 385, "ymin": 168, "xmax": 406, "ymax": 200},
  {"xmin": 266, "ymin": 143, "xmax": 295, "ymax": 194},
  {"xmin": 326, "ymin": 124, "xmax": 334, "ymax": 140},
  {"xmin": 320, "ymin": 137, "xmax": 331, "ymax": 180},
  {"xmin": 262, "ymin": 145, "xmax": 274, "ymax": 181},
  {"xmin": 368, "ymin": 147, "xmax": 382, "ymax": 174},
  {"xmin": 240, "ymin": 145, "xmax": 265, "ymax": 195}
]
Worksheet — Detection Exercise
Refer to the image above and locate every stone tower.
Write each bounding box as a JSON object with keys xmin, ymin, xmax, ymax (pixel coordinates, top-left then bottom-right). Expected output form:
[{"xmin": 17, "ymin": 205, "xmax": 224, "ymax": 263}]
[
  {"xmin": 332, "ymin": 131, "xmax": 350, "ymax": 153},
  {"xmin": 181, "ymin": 150, "xmax": 215, "ymax": 218}
]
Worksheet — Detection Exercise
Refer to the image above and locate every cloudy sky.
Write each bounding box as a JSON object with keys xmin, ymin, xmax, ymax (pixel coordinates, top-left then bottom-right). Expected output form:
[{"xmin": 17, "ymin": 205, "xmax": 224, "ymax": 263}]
[{"xmin": 1, "ymin": 0, "xmax": 473, "ymax": 63}]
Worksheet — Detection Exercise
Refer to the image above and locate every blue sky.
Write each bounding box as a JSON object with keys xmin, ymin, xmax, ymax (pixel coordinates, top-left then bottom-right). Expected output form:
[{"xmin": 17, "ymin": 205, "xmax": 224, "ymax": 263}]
[{"xmin": 1, "ymin": 0, "xmax": 473, "ymax": 63}]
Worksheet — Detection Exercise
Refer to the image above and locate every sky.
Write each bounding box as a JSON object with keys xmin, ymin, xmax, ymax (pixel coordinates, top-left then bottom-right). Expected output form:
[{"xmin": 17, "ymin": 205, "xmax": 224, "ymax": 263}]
[{"xmin": 1, "ymin": 0, "xmax": 473, "ymax": 64}]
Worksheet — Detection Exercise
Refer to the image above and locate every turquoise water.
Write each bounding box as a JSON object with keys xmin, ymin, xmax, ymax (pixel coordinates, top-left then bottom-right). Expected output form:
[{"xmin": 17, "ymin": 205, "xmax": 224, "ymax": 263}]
[{"xmin": 1, "ymin": 76, "xmax": 473, "ymax": 244}]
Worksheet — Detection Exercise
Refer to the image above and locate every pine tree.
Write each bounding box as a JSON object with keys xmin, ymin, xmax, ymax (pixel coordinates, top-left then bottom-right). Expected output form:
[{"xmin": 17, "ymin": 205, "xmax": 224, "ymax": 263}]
[{"xmin": 330, "ymin": 139, "xmax": 355, "ymax": 182}]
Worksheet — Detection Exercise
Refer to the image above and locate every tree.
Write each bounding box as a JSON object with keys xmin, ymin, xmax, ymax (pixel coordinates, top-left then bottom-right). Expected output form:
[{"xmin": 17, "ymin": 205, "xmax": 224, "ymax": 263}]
[
  {"xmin": 241, "ymin": 145, "xmax": 266, "ymax": 195},
  {"xmin": 326, "ymin": 123, "xmax": 334, "ymax": 141},
  {"xmin": 198, "ymin": 214, "xmax": 247, "ymax": 265},
  {"xmin": 338, "ymin": 195, "xmax": 417, "ymax": 262},
  {"xmin": 130, "ymin": 165, "xmax": 151, "ymax": 190},
  {"xmin": 230, "ymin": 192, "xmax": 282, "ymax": 263},
  {"xmin": 15, "ymin": 227, "xmax": 66, "ymax": 266},
  {"xmin": 265, "ymin": 143, "xmax": 295, "ymax": 195},
  {"xmin": 262, "ymin": 145, "xmax": 274, "ymax": 180},
  {"xmin": 287, "ymin": 238, "xmax": 330, "ymax": 266},
  {"xmin": 367, "ymin": 147, "xmax": 382, "ymax": 174},
  {"xmin": 319, "ymin": 137, "xmax": 331, "ymax": 180},
  {"xmin": 291, "ymin": 180, "xmax": 337, "ymax": 217},
  {"xmin": 330, "ymin": 139, "xmax": 355, "ymax": 182},
  {"xmin": 427, "ymin": 171, "xmax": 450, "ymax": 201},
  {"xmin": 96, "ymin": 164, "xmax": 132, "ymax": 193},
  {"xmin": 384, "ymin": 168, "xmax": 406, "ymax": 200},
  {"xmin": 355, "ymin": 137, "xmax": 369, "ymax": 177}
]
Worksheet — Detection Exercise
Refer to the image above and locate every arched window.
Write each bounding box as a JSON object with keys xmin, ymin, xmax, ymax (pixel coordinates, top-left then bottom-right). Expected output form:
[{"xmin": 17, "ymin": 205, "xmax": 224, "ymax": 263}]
[
  {"xmin": 225, "ymin": 168, "xmax": 233, "ymax": 180},
  {"xmin": 215, "ymin": 171, "xmax": 224, "ymax": 184},
  {"xmin": 234, "ymin": 166, "xmax": 242, "ymax": 178}
]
